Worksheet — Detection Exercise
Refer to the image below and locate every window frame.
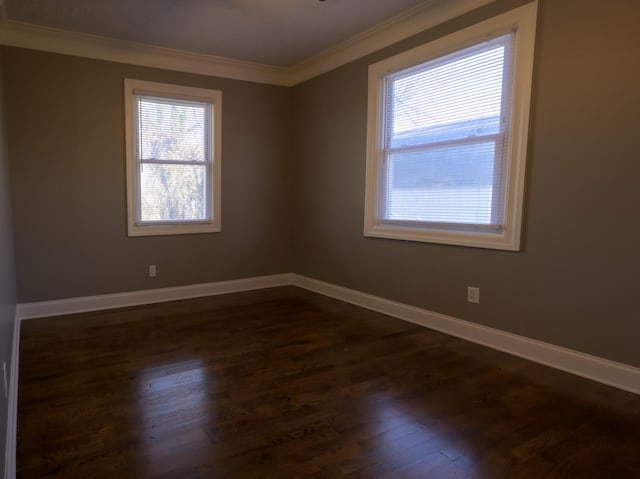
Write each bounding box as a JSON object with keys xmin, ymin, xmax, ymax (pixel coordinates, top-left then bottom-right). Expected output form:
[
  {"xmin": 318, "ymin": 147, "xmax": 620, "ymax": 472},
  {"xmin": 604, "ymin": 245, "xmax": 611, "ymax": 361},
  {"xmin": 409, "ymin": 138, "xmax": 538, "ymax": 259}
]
[
  {"xmin": 124, "ymin": 79, "xmax": 222, "ymax": 237},
  {"xmin": 364, "ymin": 2, "xmax": 537, "ymax": 251}
]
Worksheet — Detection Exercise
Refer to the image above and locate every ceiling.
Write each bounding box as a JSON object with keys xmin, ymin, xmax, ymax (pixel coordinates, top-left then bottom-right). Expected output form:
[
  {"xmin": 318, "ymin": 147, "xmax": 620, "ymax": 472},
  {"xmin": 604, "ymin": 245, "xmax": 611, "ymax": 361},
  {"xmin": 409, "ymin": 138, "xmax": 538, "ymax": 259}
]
[{"xmin": 4, "ymin": 0, "xmax": 437, "ymax": 67}]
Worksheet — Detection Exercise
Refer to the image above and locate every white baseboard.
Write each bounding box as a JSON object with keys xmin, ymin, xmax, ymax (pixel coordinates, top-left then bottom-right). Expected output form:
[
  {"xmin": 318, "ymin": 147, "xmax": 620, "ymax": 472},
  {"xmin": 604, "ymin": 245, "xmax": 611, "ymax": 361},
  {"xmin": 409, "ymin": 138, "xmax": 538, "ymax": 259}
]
[
  {"xmin": 17, "ymin": 273, "xmax": 294, "ymax": 320},
  {"xmin": 4, "ymin": 309, "xmax": 20, "ymax": 479},
  {"xmin": 14, "ymin": 272, "xmax": 639, "ymax": 396},
  {"xmin": 292, "ymin": 274, "xmax": 640, "ymax": 396}
]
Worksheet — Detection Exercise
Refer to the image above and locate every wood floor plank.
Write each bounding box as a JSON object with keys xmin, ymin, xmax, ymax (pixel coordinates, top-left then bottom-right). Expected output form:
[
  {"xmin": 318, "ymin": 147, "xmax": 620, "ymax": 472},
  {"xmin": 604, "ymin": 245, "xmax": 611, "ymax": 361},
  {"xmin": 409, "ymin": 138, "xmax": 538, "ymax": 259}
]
[{"xmin": 17, "ymin": 286, "xmax": 640, "ymax": 478}]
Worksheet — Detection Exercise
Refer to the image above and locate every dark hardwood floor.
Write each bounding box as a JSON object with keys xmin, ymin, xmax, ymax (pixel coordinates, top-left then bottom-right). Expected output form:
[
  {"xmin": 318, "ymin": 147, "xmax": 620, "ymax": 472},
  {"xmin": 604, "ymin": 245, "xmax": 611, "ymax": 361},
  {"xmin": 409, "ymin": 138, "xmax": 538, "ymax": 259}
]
[{"xmin": 17, "ymin": 286, "xmax": 640, "ymax": 478}]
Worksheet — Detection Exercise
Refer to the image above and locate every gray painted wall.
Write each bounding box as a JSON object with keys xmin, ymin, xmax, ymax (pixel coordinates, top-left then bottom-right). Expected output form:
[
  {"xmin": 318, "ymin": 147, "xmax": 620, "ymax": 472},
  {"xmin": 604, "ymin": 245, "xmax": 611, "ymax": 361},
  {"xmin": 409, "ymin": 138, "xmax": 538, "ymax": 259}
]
[
  {"xmin": 0, "ymin": 49, "xmax": 17, "ymax": 475},
  {"xmin": 291, "ymin": 0, "xmax": 640, "ymax": 368},
  {"xmin": 1, "ymin": 0, "xmax": 639, "ymax": 377},
  {"xmin": 1, "ymin": 0, "xmax": 637, "ymax": 475},
  {"xmin": 3, "ymin": 48, "xmax": 293, "ymax": 303}
]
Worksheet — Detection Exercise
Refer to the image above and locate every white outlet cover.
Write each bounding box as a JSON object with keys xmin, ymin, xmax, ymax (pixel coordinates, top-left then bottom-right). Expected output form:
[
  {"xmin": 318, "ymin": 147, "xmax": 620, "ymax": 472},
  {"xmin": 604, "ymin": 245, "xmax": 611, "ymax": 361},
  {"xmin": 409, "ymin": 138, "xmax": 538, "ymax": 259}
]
[{"xmin": 467, "ymin": 287, "xmax": 480, "ymax": 304}]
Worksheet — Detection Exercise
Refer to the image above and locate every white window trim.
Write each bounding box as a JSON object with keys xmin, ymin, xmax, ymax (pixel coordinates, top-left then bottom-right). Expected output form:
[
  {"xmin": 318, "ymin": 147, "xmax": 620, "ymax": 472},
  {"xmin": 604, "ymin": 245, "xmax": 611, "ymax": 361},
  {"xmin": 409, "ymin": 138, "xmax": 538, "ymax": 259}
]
[
  {"xmin": 364, "ymin": 2, "xmax": 537, "ymax": 251},
  {"xmin": 124, "ymin": 79, "xmax": 222, "ymax": 237}
]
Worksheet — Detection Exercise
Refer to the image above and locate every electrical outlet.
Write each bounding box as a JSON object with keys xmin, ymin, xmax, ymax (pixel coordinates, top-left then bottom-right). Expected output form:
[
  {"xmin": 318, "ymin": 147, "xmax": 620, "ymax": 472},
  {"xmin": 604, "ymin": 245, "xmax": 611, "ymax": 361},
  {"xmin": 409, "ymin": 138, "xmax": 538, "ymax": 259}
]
[
  {"xmin": 467, "ymin": 286, "xmax": 480, "ymax": 304},
  {"xmin": 148, "ymin": 265, "xmax": 157, "ymax": 277}
]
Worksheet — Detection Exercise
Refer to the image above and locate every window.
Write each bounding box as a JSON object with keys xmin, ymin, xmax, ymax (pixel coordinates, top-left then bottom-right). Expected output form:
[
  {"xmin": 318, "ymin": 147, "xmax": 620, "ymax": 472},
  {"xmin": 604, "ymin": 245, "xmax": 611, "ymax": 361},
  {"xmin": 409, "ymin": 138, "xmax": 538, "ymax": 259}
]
[
  {"xmin": 124, "ymin": 79, "xmax": 221, "ymax": 236},
  {"xmin": 364, "ymin": 3, "xmax": 537, "ymax": 250}
]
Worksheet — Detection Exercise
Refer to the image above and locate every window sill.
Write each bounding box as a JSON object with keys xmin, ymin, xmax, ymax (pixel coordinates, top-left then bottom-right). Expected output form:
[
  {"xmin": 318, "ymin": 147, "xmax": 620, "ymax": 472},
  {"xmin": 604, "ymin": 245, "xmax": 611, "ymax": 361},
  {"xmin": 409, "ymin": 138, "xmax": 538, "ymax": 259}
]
[
  {"xmin": 128, "ymin": 222, "xmax": 220, "ymax": 237},
  {"xmin": 364, "ymin": 222, "xmax": 520, "ymax": 251}
]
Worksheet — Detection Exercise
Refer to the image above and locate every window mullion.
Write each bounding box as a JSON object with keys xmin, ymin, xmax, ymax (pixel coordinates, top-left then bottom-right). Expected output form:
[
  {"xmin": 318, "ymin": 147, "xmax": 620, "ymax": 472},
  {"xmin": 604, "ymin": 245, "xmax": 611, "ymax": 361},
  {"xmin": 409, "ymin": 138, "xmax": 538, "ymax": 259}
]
[
  {"xmin": 385, "ymin": 133, "xmax": 503, "ymax": 156},
  {"xmin": 140, "ymin": 159, "xmax": 207, "ymax": 166}
]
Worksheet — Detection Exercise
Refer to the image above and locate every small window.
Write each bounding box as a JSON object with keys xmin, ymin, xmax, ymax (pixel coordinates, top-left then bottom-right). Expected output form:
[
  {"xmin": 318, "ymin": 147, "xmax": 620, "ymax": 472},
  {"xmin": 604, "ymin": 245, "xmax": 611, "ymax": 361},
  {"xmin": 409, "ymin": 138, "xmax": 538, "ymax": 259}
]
[
  {"xmin": 364, "ymin": 3, "xmax": 537, "ymax": 250},
  {"xmin": 124, "ymin": 79, "xmax": 221, "ymax": 236}
]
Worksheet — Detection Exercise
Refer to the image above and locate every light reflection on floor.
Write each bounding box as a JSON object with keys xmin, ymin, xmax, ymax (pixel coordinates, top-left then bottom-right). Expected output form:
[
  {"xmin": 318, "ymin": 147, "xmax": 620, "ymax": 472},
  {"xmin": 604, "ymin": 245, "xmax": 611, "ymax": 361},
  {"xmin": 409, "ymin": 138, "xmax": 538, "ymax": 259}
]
[
  {"xmin": 364, "ymin": 395, "xmax": 476, "ymax": 477},
  {"xmin": 135, "ymin": 358, "xmax": 214, "ymax": 476}
]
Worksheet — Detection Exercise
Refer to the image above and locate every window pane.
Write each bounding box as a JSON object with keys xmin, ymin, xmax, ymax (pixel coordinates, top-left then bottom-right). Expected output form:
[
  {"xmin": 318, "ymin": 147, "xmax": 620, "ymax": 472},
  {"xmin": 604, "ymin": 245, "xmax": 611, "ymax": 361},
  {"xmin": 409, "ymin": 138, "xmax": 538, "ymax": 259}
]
[
  {"xmin": 385, "ymin": 141, "xmax": 498, "ymax": 225},
  {"xmin": 140, "ymin": 164, "xmax": 207, "ymax": 222},
  {"xmin": 137, "ymin": 96, "xmax": 207, "ymax": 162},
  {"xmin": 389, "ymin": 41, "xmax": 506, "ymax": 148},
  {"xmin": 381, "ymin": 34, "xmax": 511, "ymax": 228}
]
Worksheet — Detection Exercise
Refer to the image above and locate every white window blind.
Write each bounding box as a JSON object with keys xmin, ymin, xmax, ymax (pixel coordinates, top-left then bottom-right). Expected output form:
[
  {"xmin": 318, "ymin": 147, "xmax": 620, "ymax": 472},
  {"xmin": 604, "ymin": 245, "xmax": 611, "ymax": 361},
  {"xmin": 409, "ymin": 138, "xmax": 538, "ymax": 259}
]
[
  {"xmin": 135, "ymin": 94, "xmax": 212, "ymax": 223},
  {"xmin": 381, "ymin": 33, "xmax": 513, "ymax": 232}
]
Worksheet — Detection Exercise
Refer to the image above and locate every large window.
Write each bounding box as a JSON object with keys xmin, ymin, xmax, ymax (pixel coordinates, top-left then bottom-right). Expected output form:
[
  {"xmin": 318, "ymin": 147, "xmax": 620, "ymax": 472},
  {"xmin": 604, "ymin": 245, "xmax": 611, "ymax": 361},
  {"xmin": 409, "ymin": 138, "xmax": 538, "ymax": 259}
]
[
  {"xmin": 364, "ymin": 3, "xmax": 537, "ymax": 250},
  {"xmin": 124, "ymin": 79, "xmax": 221, "ymax": 236}
]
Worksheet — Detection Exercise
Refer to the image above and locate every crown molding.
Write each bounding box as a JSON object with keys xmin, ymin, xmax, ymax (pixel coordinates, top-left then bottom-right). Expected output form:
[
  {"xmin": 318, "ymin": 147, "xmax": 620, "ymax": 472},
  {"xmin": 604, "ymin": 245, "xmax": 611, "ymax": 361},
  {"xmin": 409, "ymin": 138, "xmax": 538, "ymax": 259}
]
[
  {"xmin": 289, "ymin": 0, "xmax": 494, "ymax": 84},
  {"xmin": 0, "ymin": 20, "xmax": 291, "ymax": 86},
  {"xmin": 0, "ymin": 0, "xmax": 495, "ymax": 87}
]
